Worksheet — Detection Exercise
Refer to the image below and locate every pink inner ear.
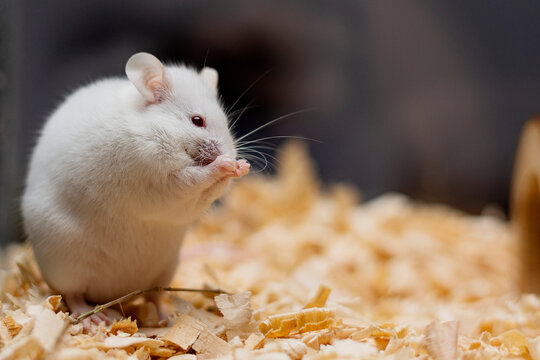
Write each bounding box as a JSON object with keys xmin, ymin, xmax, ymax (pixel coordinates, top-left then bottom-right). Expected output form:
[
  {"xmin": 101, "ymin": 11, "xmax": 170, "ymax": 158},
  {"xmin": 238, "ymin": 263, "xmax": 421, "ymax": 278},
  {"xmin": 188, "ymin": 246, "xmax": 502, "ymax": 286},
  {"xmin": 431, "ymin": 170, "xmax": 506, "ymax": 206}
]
[{"xmin": 144, "ymin": 68, "xmax": 167, "ymax": 102}]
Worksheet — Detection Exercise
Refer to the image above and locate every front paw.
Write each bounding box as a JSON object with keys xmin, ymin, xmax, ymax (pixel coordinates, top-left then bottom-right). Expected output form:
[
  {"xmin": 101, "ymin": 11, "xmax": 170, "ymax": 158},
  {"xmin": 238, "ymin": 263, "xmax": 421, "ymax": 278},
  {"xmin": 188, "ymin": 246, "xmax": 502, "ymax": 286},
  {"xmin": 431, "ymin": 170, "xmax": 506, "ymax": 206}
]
[
  {"xmin": 215, "ymin": 156, "xmax": 250, "ymax": 178},
  {"xmin": 235, "ymin": 159, "xmax": 250, "ymax": 178}
]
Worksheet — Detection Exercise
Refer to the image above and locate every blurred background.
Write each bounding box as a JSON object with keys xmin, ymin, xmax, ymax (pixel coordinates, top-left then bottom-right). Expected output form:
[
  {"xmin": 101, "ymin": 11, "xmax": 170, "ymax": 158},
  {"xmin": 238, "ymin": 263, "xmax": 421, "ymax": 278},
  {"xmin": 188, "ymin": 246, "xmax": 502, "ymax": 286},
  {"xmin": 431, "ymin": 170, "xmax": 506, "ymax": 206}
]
[{"xmin": 2, "ymin": 0, "xmax": 540, "ymax": 244}]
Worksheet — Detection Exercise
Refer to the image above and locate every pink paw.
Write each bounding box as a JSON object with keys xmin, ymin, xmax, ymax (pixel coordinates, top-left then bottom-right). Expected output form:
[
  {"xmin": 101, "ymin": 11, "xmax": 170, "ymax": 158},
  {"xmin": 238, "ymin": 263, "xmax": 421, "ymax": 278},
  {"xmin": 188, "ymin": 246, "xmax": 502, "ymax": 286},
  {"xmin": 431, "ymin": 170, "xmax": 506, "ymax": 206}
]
[
  {"xmin": 235, "ymin": 159, "xmax": 250, "ymax": 178},
  {"xmin": 216, "ymin": 155, "xmax": 236, "ymax": 173},
  {"xmin": 215, "ymin": 156, "xmax": 250, "ymax": 178},
  {"xmin": 66, "ymin": 294, "xmax": 112, "ymax": 332},
  {"xmin": 80, "ymin": 313, "xmax": 112, "ymax": 331}
]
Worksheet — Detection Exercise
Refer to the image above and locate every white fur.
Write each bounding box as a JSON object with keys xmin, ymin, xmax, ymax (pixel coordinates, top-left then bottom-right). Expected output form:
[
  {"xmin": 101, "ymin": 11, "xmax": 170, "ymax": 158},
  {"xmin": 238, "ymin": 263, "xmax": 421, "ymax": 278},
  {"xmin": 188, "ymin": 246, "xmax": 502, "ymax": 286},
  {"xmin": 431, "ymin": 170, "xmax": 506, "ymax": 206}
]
[{"xmin": 22, "ymin": 54, "xmax": 237, "ymax": 303}]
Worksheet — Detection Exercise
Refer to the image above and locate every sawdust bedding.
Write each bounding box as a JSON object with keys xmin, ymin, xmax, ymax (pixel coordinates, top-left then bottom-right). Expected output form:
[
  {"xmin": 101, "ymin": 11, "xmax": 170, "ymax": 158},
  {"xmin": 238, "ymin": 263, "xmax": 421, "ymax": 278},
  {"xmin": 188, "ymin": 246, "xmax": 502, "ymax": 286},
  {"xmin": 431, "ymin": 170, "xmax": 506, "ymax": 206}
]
[{"xmin": 0, "ymin": 142, "xmax": 536, "ymax": 359}]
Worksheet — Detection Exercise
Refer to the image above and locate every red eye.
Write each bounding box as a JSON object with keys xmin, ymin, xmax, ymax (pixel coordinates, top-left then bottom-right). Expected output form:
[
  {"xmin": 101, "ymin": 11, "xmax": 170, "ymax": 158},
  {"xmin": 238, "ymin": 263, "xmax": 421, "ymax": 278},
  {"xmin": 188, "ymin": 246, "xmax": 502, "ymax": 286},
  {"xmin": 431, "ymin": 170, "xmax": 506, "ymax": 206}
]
[{"xmin": 191, "ymin": 115, "xmax": 206, "ymax": 128}]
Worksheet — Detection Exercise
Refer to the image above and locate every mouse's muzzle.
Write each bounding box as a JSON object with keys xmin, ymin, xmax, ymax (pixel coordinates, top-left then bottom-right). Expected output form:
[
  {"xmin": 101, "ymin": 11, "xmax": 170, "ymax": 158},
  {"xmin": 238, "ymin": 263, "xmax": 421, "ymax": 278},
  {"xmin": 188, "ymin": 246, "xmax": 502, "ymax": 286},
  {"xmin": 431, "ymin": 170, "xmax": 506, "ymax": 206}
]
[{"xmin": 192, "ymin": 139, "xmax": 221, "ymax": 166}]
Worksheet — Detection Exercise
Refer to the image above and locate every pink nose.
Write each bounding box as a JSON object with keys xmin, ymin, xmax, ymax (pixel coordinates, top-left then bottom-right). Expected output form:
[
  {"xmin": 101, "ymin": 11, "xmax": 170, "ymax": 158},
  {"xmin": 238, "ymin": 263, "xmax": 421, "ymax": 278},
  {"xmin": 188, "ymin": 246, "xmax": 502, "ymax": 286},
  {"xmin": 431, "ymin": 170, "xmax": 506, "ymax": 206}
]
[{"xmin": 194, "ymin": 140, "xmax": 221, "ymax": 166}]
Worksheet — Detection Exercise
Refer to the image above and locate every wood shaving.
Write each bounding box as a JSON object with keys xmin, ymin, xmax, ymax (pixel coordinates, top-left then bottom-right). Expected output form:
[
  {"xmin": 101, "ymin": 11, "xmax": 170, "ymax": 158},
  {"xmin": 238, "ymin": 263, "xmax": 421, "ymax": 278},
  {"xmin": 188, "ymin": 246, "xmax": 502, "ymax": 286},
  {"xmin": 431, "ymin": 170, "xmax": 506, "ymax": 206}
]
[
  {"xmin": 148, "ymin": 346, "xmax": 177, "ymax": 358},
  {"xmin": 423, "ymin": 321, "xmax": 458, "ymax": 360},
  {"xmin": 301, "ymin": 329, "xmax": 335, "ymax": 350},
  {"xmin": 244, "ymin": 333, "xmax": 265, "ymax": 351},
  {"xmin": 54, "ymin": 347, "xmax": 107, "ymax": 360},
  {"xmin": 191, "ymin": 329, "xmax": 232, "ymax": 359},
  {"xmin": 0, "ymin": 336, "xmax": 43, "ymax": 360},
  {"xmin": 31, "ymin": 307, "xmax": 67, "ymax": 352},
  {"xmin": 43, "ymin": 295, "xmax": 62, "ymax": 312},
  {"xmin": 162, "ymin": 313, "xmax": 205, "ymax": 350},
  {"xmin": 131, "ymin": 346, "xmax": 151, "ymax": 360},
  {"xmin": 109, "ymin": 317, "xmax": 138, "ymax": 336},
  {"xmin": 0, "ymin": 141, "xmax": 532, "ymax": 359},
  {"xmin": 169, "ymin": 355, "xmax": 197, "ymax": 360},
  {"xmin": 528, "ymin": 337, "xmax": 540, "ymax": 360},
  {"xmin": 276, "ymin": 339, "xmax": 308, "ymax": 359},
  {"xmin": 259, "ymin": 308, "xmax": 336, "ymax": 338},
  {"xmin": 215, "ymin": 291, "xmax": 258, "ymax": 341},
  {"xmin": 302, "ymin": 284, "xmax": 331, "ymax": 309},
  {"xmin": 100, "ymin": 335, "xmax": 164, "ymax": 349},
  {"xmin": 0, "ymin": 316, "xmax": 21, "ymax": 339},
  {"xmin": 491, "ymin": 329, "xmax": 528, "ymax": 355}
]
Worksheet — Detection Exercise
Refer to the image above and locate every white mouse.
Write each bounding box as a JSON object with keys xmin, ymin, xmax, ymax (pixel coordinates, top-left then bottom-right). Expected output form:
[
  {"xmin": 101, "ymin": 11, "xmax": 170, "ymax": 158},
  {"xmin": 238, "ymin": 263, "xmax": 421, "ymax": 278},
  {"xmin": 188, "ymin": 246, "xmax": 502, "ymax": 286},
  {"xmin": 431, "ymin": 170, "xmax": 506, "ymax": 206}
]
[{"xmin": 21, "ymin": 52, "xmax": 250, "ymax": 324}]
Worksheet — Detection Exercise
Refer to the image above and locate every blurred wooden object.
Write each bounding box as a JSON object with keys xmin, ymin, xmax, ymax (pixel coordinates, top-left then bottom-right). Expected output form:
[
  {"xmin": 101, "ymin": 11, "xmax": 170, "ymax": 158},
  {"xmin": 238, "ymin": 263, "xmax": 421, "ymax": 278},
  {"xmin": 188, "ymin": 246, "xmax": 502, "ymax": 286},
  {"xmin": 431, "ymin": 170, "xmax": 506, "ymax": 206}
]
[{"xmin": 512, "ymin": 117, "xmax": 540, "ymax": 293}]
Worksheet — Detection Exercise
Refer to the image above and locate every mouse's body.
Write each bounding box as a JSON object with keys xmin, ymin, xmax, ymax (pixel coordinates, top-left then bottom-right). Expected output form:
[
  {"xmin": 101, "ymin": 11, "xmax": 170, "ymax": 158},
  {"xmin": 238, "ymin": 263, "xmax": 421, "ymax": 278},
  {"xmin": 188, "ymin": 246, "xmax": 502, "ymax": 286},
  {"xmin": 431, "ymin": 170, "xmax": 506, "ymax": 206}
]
[{"xmin": 21, "ymin": 53, "xmax": 249, "ymax": 319}]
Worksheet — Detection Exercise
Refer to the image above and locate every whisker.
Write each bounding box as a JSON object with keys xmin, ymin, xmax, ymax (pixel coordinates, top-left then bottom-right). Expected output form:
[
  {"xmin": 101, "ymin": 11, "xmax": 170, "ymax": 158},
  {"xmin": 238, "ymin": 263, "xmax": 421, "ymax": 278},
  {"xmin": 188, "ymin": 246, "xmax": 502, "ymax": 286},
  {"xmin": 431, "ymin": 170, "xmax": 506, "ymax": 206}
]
[
  {"xmin": 238, "ymin": 152, "xmax": 270, "ymax": 173},
  {"xmin": 236, "ymin": 140, "xmax": 277, "ymax": 149},
  {"xmin": 237, "ymin": 135, "xmax": 320, "ymax": 148},
  {"xmin": 229, "ymin": 99, "xmax": 257, "ymax": 134},
  {"xmin": 236, "ymin": 144, "xmax": 278, "ymax": 152},
  {"xmin": 240, "ymin": 151, "xmax": 280, "ymax": 174},
  {"xmin": 237, "ymin": 147, "xmax": 276, "ymax": 156},
  {"xmin": 203, "ymin": 48, "xmax": 210, "ymax": 68},
  {"xmin": 237, "ymin": 147, "xmax": 277, "ymax": 161},
  {"xmin": 228, "ymin": 69, "xmax": 272, "ymax": 115},
  {"xmin": 235, "ymin": 108, "xmax": 316, "ymax": 143},
  {"xmin": 234, "ymin": 108, "xmax": 317, "ymax": 172},
  {"xmin": 227, "ymin": 103, "xmax": 258, "ymax": 119},
  {"xmin": 238, "ymin": 148, "xmax": 279, "ymax": 163}
]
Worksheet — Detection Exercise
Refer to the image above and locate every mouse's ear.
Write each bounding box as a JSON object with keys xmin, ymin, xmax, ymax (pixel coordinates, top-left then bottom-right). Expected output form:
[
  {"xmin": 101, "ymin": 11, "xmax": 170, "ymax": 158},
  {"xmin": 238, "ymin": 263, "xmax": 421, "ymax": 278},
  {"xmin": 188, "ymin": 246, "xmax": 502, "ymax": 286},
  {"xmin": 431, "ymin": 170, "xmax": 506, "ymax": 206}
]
[
  {"xmin": 200, "ymin": 67, "xmax": 218, "ymax": 94},
  {"xmin": 125, "ymin": 52, "xmax": 168, "ymax": 103}
]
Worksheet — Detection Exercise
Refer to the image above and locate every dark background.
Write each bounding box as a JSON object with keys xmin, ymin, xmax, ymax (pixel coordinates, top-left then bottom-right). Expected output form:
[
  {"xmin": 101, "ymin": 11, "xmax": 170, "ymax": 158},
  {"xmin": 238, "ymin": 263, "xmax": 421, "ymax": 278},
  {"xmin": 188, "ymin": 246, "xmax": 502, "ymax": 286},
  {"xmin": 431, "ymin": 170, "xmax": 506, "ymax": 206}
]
[{"xmin": 2, "ymin": 0, "xmax": 540, "ymax": 244}]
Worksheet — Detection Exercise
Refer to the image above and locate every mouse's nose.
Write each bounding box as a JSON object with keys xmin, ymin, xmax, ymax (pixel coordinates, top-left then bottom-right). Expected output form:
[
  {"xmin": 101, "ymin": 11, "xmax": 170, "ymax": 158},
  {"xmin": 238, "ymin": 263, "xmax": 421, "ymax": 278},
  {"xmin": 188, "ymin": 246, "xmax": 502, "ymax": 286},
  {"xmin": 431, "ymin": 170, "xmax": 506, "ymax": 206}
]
[{"xmin": 194, "ymin": 140, "xmax": 221, "ymax": 166}]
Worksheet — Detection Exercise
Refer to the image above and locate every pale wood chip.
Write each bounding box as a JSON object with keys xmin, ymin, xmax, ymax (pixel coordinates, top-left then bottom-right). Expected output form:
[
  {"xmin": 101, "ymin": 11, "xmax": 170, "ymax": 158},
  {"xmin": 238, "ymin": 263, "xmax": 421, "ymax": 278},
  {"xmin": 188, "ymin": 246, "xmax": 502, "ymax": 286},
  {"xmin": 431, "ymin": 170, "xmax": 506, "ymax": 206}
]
[
  {"xmin": 259, "ymin": 308, "xmax": 336, "ymax": 338},
  {"xmin": 163, "ymin": 313, "xmax": 206, "ymax": 350},
  {"xmin": 423, "ymin": 321, "xmax": 458, "ymax": 360},
  {"xmin": 252, "ymin": 352, "xmax": 290, "ymax": 360},
  {"xmin": 15, "ymin": 255, "xmax": 41, "ymax": 288},
  {"xmin": 0, "ymin": 316, "xmax": 22, "ymax": 338},
  {"xmin": 327, "ymin": 339, "xmax": 378, "ymax": 357},
  {"xmin": 43, "ymin": 295, "xmax": 62, "ymax": 312},
  {"xmin": 169, "ymin": 297, "xmax": 225, "ymax": 336},
  {"xmin": 109, "ymin": 317, "xmax": 138, "ymax": 336},
  {"xmin": 244, "ymin": 333, "xmax": 265, "ymax": 351},
  {"xmin": 186, "ymin": 307, "xmax": 224, "ymax": 335},
  {"xmin": 383, "ymin": 347, "xmax": 412, "ymax": 360},
  {"xmin": 137, "ymin": 327, "xmax": 169, "ymax": 338},
  {"xmin": 301, "ymin": 329, "xmax": 335, "ymax": 350},
  {"xmin": 32, "ymin": 308, "xmax": 67, "ymax": 352},
  {"xmin": 131, "ymin": 346, "xmax": 151, "ymax": 360},
  {"xmin": 0, "ymin": 335, "xmax": 43, "ymax": 360},
  {"xmin": 229, "ymin": 335, "xmax": 243, "ymax": 347},
  {"xmin": 148, "ymin": 346, "xmax": 177, "ymax": 357},
  {"xmin": 278, "ymin": 338, "xmax": 308, "ymax": 359},
  {"xmin": 106, "ymin": 349, "xmax": 131, "ymax": 359},
  {"xmin": 54, "ymin": 347, "xmax": 109, "ymax": 360},
  {"xmin": 215, "ymin": 291, "xmax": 258, "ymax": 341},
  {"xmin": 0, "ymin": 321, "xmax": 10, "ymax": 345},
  {"xmin": 303, "ymin": 284, "xmax": 331, "ymax": 309},
  {"xmin": 101, "ymin": 335, "xmax": 164, "ymax": 349},
  {"xmin": 191, "ymin": 329, "xmax": 232, "ymax": 359},
  {"xmin": 351, "ymin": 325, "xmax": 394, "ymax": 340},
  {"xmin": 491, "ymin": 329, "xmax": 527, "ymax": 355},
  {"xmin": 528, "ymin": 336, "xmax": 540, "ymax": 360},
  {"xmin": 168, "ymin": 355, "xmax": 197, "ymax": 360}
]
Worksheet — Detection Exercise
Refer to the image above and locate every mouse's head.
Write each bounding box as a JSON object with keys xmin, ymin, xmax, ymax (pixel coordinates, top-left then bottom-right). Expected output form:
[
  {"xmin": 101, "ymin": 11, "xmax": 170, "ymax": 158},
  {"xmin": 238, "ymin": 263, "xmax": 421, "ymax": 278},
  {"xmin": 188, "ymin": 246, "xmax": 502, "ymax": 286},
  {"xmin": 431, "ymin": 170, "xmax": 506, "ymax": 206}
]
[{"xmin": 125, "ymin": 52, "xmax": 235, "ymax": 181}]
